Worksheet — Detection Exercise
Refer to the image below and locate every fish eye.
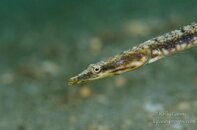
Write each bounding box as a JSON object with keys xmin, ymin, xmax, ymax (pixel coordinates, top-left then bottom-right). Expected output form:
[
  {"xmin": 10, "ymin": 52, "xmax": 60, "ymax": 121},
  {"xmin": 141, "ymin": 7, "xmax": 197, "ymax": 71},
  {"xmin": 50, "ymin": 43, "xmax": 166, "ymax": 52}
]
[{"xmin": 91, "ymin": 65, "xmax": 101, "ymax": 73}]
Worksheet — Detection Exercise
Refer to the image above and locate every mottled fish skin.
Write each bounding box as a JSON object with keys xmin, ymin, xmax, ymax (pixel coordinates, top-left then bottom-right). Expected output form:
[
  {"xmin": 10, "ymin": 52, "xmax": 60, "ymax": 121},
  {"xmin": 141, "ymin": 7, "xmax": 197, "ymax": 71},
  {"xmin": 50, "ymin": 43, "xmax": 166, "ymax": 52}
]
[
  {"xmin": 68, "ymin": 22, "xmax": 197, "ymax": 86},
  {"xmin": 140, "ymin": 22, "xmax": 197, "ymax": 63}
]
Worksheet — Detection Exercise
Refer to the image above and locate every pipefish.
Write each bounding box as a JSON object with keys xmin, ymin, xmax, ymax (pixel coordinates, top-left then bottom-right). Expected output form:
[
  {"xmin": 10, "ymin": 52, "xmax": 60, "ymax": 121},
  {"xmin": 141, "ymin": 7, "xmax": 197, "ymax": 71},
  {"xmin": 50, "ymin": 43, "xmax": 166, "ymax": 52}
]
[{"xmin": 68, "ymin": 21, "xmax": 197, "ymax": 86}]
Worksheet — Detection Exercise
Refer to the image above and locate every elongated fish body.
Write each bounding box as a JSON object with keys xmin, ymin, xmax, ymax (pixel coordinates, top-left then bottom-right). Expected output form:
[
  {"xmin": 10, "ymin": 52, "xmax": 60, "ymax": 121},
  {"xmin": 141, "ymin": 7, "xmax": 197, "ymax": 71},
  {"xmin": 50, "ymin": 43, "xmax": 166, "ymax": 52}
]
[
  {"xmin": 142, "ymin": 22, "xmax": 197, "ymax": 63},
  {"xmin": 69, "ymin": 22, "xmax": 197, "ymax": 85}
]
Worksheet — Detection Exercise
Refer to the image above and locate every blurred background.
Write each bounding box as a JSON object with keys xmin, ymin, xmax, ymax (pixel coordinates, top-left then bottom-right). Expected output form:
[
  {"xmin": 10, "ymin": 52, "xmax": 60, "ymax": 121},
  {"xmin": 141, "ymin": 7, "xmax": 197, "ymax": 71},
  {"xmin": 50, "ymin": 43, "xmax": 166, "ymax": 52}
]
[{"xmin": 0, "ymin": 0, "xmax": 197, "ymax": 130}]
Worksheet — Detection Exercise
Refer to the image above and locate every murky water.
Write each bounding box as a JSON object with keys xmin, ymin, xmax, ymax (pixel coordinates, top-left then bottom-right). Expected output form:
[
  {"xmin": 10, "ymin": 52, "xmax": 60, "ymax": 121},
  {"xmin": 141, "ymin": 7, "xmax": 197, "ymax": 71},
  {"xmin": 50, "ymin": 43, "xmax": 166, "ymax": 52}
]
[{"xmin": 0, "ymin": 0, "xmax": 197, "ymax": 130}]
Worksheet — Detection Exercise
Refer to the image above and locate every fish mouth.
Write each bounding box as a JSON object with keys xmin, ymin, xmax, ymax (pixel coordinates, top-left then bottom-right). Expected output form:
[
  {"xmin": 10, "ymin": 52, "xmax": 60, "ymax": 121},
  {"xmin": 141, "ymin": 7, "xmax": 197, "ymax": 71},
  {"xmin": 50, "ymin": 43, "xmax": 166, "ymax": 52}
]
[
  {"xmin": 68, "ymin": 76, "xmax": 80, "ymax": 86},
  {"xmin": 68, "ymin": 75, "xmax": 89, "ymax": 86},
  {"xmin": 68, "ymin": 74, "xmax": 99, "ymax": 86}
]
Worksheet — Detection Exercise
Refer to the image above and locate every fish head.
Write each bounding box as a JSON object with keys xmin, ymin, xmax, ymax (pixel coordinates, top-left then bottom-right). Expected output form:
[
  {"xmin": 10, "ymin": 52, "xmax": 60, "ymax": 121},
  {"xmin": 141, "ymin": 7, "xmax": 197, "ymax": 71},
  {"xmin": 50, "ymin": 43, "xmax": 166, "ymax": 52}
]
[{"xmin": 68, "ymin": 47, "xmax": 150, "ymax": 86}]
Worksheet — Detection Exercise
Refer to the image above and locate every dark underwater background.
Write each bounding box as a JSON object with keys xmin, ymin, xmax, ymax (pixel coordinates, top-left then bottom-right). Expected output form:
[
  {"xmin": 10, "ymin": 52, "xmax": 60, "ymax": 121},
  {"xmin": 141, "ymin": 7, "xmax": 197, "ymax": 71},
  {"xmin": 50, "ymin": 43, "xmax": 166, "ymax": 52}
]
[{"xmin": 0, "ymin": 0, "xmax": 197, "ymax": 130}]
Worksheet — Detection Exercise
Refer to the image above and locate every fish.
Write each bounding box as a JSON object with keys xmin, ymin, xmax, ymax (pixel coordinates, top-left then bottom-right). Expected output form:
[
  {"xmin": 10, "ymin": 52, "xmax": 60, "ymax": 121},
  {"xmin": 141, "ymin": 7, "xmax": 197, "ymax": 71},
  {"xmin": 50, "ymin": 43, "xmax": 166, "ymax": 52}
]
[{"xmin": 68, "ymin": 21, "xmax": 197, "ymax": 86}]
